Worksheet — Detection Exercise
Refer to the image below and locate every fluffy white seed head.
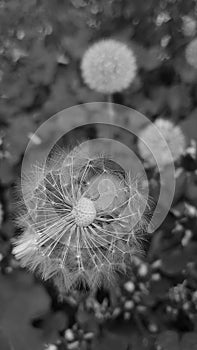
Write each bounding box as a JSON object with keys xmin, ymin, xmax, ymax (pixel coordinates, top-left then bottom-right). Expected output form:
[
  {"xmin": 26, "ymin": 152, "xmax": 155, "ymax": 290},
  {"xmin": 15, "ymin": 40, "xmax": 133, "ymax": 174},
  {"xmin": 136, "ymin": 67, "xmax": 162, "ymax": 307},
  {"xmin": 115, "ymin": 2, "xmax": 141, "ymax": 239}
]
[
  {"xmin": 81, "ymin": 39, "xmax": 137, "ymax": 94},
  {"xmin": 138, "ymin": 118, "xmax": 186, "ymax": 167},
  {"xmin": 185, "ymin": 38, "xmax": 197, "ymax": 68},
  {"xmin": 13, "ymin": 143, "xmax": 149, "ymax": 293}
]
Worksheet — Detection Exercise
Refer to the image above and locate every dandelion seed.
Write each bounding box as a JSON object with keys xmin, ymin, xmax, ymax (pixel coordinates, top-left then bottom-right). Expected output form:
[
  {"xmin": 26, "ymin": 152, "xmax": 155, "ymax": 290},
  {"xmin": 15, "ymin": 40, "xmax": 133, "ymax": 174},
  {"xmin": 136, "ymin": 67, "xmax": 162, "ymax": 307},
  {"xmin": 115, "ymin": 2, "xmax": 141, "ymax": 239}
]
[
  {"xmin": 124, "ymin": 281, "xmax": 135, "ymax": 293},
  {"xmin": 67, "ymin": 341, "xmax": 79, "ymax": 350},
  {"xmin": 83, "ymin": 332, "xmax": 94, "ymax": 340},
  {"xmin": 13, "ymin": 143, "xmax": 149, "ymax": 293},
  {"xmin": 124, "ymin": 300, "xmax": 134, "ymax": 310},
  {"xmin": 138, "ymin": 118, "xmax": 186, "ymax": 167},
  {"xmin": 124, "ymin": 312, "xmax": 131, "ymax": 320},
  {"xmin": 155, "ymin": 12, "xmax": 170, "ymax": 26},
  {"xmin": 151, "ymin": 273, "xmax": 161, "ymax": 281},
  {"xmin": 148, "ymin": 323, "xmax": 158, "ymax": 333},
  {"xmin": 81, "ymin": 39, "xmax": 137, "ymax": 94},
  {"xmin": 138, "ymin": 263, "xmax": 148, "ymax": 277},
  {"xmin": 45, "ymin": 344, "xmax": 57, "ymax": 350},
  {"xmin": 65, "ymin": 329, "xmax": 75, "ymax": 342}
]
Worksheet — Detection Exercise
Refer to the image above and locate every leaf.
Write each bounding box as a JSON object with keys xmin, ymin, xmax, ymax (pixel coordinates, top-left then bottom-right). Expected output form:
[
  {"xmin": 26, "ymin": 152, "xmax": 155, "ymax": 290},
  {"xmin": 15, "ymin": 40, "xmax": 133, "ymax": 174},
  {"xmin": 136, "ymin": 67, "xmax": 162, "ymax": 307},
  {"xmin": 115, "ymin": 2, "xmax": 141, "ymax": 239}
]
[
  {"xmin": 173, "ymin": 168, "xmax": 187, "ymax": 204},
  {"xmin": 0, "ymin": 159, "xmax": 15, "ymax": 185},
  {"xmin": 156, "ymin": 331, "xmax": 197, "ymax": 350},
  {"xmin": 180, "ymin": 333, "xmax": 197, "ymax": 350},
  {"xmin": 175, "ymin": 57, "xmax": 197, "ymax": 84},
  {"xmin": 131, "ymin": 43, "xmax": 164, "ymax": 71},
  {"xmin": 184, "ymin": 242, "xmax": 197, "ymax": 262},
  {"xmin": 156, "ymin": 330, "xmax": 179, "ymax": 350},
  {"xmin": 167, "ymin": 85, "xmax": 191, "ymax": 113},
  {"xmin": 181, "ymin": 109, "xmax": 197, "ymax": 141},
  {"xmin": 61, "ymin": 29, "xmax": 91, "ymax": 59},
  {"xmin": 0, "ymin": 328, "xmax": 13, "ymax": 350},
  {"xmin": 0, "ymin": 271, "xmax": 50, "ymax": 350},
  {"xmin": 43, "ymin": 75, "xmax": 77, "ymax": 115},
  {"xmin": 41, "ymin": 311, "xmax": 68, "ymax": 344},
  {"xmin": 185, "ymin": 173, "xmax": 197, "ymax": 205},
  {"xmin": 5, "ymin": 115, "xmax": 36, "ymax": 163},
  {"xmin": 149, "ymin": 277, "xmax": 172, "ymax": 299},
  {"xmin": 77, "ymin": 307, "xmax": 98, "ymax": 334},
  {"xmin": 161, "ymin": 248, "xmax": 189, "ymax": 275},
  {"xmin": 28, "ymin": 40, "xmax": 57, "ymax": 85},
  {"xmin": 92, "ymin": 331, "xmax": 129, "ymax": 350}
]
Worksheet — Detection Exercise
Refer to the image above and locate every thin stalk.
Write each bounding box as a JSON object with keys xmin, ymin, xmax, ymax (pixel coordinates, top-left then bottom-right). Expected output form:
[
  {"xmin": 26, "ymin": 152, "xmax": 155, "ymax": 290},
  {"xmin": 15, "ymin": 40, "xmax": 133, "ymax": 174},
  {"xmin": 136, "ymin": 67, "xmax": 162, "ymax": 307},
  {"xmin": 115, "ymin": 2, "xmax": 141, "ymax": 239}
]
[{"xmin": 107, "ymin": 94, "xmax": 115, "ymax": 123}]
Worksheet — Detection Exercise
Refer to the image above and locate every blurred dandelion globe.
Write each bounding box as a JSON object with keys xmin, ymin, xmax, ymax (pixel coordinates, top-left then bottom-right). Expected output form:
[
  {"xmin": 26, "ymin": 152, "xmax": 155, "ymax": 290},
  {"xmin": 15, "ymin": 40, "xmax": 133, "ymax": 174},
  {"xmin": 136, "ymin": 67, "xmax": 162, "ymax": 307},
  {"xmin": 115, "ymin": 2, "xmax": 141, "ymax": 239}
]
[
  {"xmin": 13, "ymin": 142, "xmax": 149, "ymax": 293},
  {"xmin": 138, "ymin": 119, "xmax": 186, "ymax": 167},
  {"xmin": 81, "ymin": 39, "xmax": 137, "ymax": 94},
  {"xmin": 0, "ymin": 202, "xmax": 3, "ymax": 227},
  {"xmin": 182, "ymin": 15, "xmax": 196, "ymax": 37},
  {"xmin": 185, "ymin": 38, "xmax": 197, "ymax": 68}
]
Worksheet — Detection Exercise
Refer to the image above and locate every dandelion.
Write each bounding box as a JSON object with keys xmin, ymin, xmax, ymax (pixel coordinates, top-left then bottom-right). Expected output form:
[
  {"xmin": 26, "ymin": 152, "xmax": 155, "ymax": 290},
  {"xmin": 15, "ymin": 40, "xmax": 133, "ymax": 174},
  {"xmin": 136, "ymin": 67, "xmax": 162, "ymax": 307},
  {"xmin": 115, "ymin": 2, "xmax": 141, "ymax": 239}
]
[
  {"xmin": 182, "ymin": 15, "xmax": 196, "ymax": 37},
  {"xmin": 138, "ymin": 118, "xmax": 186, "ymax": 167},
  {"xmin": 185, "ymin": 38, "xmax": 197, "ymax": 69},
  {"xmin": 81, "ymin": 39, "xmax": 137, "ymax": 94},
  {"xmin": 13, "ymin": 143, "xmax": 148, "ymax": 293}
]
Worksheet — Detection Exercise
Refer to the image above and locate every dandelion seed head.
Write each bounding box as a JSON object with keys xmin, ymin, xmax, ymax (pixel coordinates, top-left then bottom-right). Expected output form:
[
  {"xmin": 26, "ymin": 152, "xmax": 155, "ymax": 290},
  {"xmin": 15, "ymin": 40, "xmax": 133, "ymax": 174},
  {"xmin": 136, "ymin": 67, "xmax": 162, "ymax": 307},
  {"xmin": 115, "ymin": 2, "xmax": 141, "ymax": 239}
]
[
  {"xmin": 138, "ymin": 118, "xmax": 186, "ymax": 167},
  {"xmin": 185, "ymin": 38, "xmax": 197, "ymax": 69},
  {"xmin": 81, "ymin": 39, "xmax": 137, "ymax": 94},
  {"xmin": 71, "ymin": 197, "xmax": 96, "ymax": 227},
  {"xmin": 13, "ymin": 142, "xmax": 149, "ymax": 293}
]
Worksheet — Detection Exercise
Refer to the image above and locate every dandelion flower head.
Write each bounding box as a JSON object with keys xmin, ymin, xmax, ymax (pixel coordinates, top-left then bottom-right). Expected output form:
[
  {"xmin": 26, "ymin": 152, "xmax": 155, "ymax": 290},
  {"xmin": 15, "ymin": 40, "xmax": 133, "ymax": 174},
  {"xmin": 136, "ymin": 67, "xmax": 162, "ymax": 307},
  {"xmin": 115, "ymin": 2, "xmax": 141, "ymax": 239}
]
[
  {"xmin": 138, "ymin": 118, "xmax": 186, "ymax": 167},
  {"xmin": 81, "ymin": 39, "xmax": 137, "ymax": 94},
  {"xmin": 13, "ymin": 142, "xmax": 148, "ymax": 293}
]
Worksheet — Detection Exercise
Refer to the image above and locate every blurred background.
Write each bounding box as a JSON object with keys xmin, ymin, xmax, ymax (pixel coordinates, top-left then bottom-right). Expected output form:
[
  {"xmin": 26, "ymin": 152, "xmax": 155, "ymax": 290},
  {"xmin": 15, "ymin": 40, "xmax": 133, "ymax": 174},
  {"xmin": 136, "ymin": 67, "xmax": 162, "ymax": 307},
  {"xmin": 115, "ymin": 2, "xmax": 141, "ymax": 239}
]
[{"xmin": 1, "ymin": 0, "xmax": 197, "ymax": 349}]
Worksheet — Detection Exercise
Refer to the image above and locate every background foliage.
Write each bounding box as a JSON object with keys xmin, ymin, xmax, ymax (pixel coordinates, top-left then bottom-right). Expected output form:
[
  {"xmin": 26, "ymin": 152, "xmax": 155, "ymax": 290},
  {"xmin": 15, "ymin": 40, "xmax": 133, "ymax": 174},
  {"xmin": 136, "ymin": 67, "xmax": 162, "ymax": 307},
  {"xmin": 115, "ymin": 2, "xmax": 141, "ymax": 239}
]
[{"xmin": 1, "ymin": 0, "xmax": 197, "ymax": 349}]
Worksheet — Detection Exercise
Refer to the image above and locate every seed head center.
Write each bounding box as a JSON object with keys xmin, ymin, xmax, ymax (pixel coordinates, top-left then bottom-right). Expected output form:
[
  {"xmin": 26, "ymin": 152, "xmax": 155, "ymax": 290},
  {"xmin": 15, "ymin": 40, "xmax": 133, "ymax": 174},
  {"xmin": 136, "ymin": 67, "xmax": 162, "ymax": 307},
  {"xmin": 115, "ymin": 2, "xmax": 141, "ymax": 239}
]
[{"xmin": 72, "ymin": 197, "xmax": 96, "ymax": 227}]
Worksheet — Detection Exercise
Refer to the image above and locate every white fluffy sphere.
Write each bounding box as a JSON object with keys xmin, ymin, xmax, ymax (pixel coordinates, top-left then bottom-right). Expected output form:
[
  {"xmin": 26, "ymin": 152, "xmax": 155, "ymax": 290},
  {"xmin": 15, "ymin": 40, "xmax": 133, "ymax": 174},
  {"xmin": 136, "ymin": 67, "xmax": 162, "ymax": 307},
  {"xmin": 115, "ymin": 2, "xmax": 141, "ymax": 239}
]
[
  {"xmin": 138, "ymin": 119, "xmax": 186, "ymax": 167},
  {"xmin": 81, "ymin": 39, "xmax": 137, "ymax": 94}
]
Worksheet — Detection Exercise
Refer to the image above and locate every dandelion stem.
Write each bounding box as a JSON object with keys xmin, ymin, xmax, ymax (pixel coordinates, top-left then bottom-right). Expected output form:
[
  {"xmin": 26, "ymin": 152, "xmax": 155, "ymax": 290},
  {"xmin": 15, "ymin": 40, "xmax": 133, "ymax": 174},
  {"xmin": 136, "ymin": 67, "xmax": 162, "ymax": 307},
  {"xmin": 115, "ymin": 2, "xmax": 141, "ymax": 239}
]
[{"xmin": 107, "ymin": 94, "xmax": 115, "ymax": 123}]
